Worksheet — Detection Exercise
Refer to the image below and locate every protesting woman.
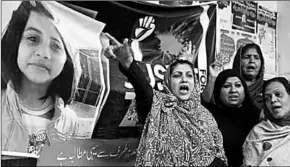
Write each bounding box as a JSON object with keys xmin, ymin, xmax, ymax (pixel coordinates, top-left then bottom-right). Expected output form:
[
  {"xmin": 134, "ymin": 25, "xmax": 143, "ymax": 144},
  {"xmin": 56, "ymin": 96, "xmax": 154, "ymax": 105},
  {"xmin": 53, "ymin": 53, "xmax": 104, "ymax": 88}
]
[
  {"xmin": 202, "ymin": 43, "xmax": 265, "ymax": 114},
  {"xmin": 243, "ymin": 77, "xmax": 290, "ymax": 166},
  {"xmin": 103, "ymin": 33, "xmax": 227, "ymax": 166},
  {"xmin": 203, "ymin": 69, "xmax": 259, "ymax": 167},
  {"xmin": 232, "ymin": 43, "xmax": 265, "ymax": 111}
]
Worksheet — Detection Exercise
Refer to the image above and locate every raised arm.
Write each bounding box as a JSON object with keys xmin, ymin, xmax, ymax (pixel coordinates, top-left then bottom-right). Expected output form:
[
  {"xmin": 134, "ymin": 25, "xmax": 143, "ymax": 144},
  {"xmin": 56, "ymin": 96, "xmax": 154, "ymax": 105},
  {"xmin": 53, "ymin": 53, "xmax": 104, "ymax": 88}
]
[
  {"xmin": 201, "ymin": 62, "xmax": 223, "ymax": 104},
  {"xmin": 103, "ymin": 33, "xmax": 153, "ymax": 124}
]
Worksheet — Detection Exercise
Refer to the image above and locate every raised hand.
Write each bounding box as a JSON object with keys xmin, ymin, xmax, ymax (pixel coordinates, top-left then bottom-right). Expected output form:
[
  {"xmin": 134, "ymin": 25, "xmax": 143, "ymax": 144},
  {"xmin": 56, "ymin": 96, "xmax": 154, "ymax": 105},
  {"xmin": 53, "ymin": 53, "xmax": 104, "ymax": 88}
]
[
  {"xmin": 209, "ymin": 62, "xmax": 223, "ymax": 78},
  {"xmin": 103, "ymin": 33, "xmax": 133, "ymax": 69},
  {"xmin": 178, "ymin": 40, "xmax": 198, "ymax": 64},
  {"xmin": 134, "ymin": 16, "xmax": 155, "ymax": 42}
]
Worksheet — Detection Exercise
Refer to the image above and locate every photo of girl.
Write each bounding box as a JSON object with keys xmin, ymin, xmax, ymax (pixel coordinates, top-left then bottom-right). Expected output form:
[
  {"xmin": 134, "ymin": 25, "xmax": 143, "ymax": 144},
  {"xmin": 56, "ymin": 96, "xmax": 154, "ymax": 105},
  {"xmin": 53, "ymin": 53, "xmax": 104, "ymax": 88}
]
[{"xmin": 1, "ymin": 1, "xmax": 91, "ymax": 159}]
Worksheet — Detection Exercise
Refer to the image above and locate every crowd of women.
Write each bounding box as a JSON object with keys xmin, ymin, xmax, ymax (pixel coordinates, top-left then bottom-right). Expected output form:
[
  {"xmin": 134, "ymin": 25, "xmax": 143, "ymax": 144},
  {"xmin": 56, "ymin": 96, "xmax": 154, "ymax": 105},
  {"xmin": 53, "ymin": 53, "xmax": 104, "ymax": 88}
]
[
  {"xmin": 102, "ymin": 34, "xmax": 290, "ymax": 166},
  {"xmin": 1, "ymin": 1, "xmax": 290, "ymax": 167}
]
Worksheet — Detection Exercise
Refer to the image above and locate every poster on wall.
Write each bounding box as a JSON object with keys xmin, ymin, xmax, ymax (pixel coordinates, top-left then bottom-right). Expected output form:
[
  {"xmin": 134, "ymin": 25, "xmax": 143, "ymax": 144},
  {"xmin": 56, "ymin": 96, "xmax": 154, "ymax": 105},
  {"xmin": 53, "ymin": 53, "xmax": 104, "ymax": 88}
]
[
  {"xmin": 217, "ymin": 1, "xmax": 277, "ymax": 79},
  {"xmin": 1, "ymin": 1, "xmax": 105, "ymax": 160},
  {"xmin": 231, "ymin": 1, "xmax": 257, "ymax": 34},
  {"xmin": 217, "ymin": 1, "xmax": 232, "ymax": 29},
  {"xmin": 216, "ymin": 28, "xmax": 258, "ymax": 70},
  {"xmin": 38, "ymin": 138, "xmax": 139, "ymax": 166},
  {"xmin": 257, "ymin": 5, "xmax": 277, "ymax": 79},
  {"xmin": 216, "ymin": 28, "xmax": 236, "ymax": 68},
  {"xmin": 235, "ymin": 30, "xmax": 258, "ymax": 49}
]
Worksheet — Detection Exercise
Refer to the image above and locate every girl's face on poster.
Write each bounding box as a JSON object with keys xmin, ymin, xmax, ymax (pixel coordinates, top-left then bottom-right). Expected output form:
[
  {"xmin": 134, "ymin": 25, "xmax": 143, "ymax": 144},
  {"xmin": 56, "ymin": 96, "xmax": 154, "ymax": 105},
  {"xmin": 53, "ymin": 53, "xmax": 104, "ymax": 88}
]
[
  {"xmin": 170, "ymin": 63, "xmax": 194, "ymax": 101},
  {"xmin": 219, "ymin": 76, "xmax": 245, "ymax": 108},
  {"xmin": 264, "ymin": 81, "xmax": 290, "ymax": 120},
  {"xmin": 17, "ymin": 11, "xmax": 67, "ymax": 85}
]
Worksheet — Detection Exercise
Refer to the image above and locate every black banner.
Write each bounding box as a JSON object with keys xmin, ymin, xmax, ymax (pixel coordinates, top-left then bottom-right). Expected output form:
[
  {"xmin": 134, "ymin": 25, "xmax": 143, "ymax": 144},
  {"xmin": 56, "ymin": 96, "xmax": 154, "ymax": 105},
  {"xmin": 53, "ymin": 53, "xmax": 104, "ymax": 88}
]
[{"xmin": 65, "ymin": 1, "xmax": 217, "ymax": 138}]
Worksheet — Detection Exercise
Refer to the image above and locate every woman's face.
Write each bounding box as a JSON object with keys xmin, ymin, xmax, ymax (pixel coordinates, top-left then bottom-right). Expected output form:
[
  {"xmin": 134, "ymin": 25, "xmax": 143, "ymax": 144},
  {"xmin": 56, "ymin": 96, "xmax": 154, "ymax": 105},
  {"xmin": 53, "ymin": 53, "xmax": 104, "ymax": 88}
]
[
  {"xmin": 169, "ymin": 63, "xmax": 194, "ymax": 101},
  {"xmin": 264, "ymin": 81, "xmax": 290, "ymax": 120},
  {"xmin": 241, "ymin": 48, "xmax": 261, "ymax": 79},
  {"xmin": 219, "ymin": 77, "xmax": 245, "ymax": 107},
  {"xmin": 17, "ymin": 11, "xmax": 67, "ymax": 85}
]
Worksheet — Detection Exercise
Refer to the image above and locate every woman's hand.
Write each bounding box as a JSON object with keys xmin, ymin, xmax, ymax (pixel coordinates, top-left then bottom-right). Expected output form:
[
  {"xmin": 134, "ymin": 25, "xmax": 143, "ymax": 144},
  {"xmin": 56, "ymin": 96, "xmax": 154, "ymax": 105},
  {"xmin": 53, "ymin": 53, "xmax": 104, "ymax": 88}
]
[
  {"xmin": 178, "ymin": 40, "xmax": 198, "ymax": 64},
  {"xmin": 103, "ymin": 33, "xmax": 134, "ymax": 69},
  {"xmin": 209, "ymin": 62, "xmax": 223, "ymax": 78}
]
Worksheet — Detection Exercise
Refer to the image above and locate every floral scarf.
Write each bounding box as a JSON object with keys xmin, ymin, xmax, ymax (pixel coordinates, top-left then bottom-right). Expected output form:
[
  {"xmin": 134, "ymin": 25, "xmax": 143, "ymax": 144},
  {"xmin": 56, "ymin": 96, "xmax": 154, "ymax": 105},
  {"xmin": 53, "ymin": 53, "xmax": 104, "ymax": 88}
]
[{"xmin": 126, "ymin": 81, "xmax": 227, "ymax": 166}]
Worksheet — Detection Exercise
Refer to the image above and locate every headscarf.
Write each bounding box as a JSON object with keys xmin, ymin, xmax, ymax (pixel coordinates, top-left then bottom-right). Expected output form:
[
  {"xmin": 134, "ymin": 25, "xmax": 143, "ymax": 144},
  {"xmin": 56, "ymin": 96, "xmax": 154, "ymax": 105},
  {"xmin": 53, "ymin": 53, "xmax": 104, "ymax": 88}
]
[
  {"xmin": 262, "ymin": 77, "xmax": 290, "ymax": 127},
  {"xmin": 212, "ymin": 69, "xmax": 259, "ymax": 136},
  {"xmin": 232, "ymin": 43, "xmax": 265, "ymax": 110},
  {"xmin": 211, "ymin": 69, "xmax": 259, "ymax": 167},
  {"xmin": 213, "ymin": 69, "xmax": 256, "ymax": 112},
  {"xmin": 127, "ymin": 60, "xmax": 227, "ymax": 166}
]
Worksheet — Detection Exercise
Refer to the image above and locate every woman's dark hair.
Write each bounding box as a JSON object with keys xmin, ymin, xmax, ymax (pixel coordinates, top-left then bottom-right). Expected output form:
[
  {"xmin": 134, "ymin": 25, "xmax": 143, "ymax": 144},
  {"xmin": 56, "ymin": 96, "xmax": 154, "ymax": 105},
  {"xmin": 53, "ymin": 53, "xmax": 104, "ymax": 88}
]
[
  {"xmin": 263, "ymin": 77, "xmax": 290, "ymax": 101},
  {"xmin": 1, "ymin": 1, "xmax": 81, "ymax": 105},
  {"xmin": 169, "ymin": 59, "xmax": 194, "ymax": 76},
  {"xmin": 164, "ymin": 59, "xmax": 195, "ymax": 88},
  {"xmin": 213, "ymin": 69, "xmax": 253, "ymax": 108},
  {"xmin": 213, "ymin": 69, "xmax": 260, "ymax": 132},
  {"xmin": 262, "ymin": 77, "xmax": 290, "ymax": 126},
  {"xmin": 233, "ymin": 43, "xmax": 265, "ymax": 79}
]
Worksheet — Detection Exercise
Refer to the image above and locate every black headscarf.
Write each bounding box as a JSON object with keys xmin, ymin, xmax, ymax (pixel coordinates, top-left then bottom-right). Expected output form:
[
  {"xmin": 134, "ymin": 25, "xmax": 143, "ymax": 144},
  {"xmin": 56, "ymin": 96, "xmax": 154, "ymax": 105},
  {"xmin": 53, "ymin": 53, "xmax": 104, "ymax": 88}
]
[
  {"xmin": 213, "ymin": 69, "xmax": 255, "ymax": 112},
  {"xmin": 211, "ymin": 69, "xmax": 259, "ymax": 167}
]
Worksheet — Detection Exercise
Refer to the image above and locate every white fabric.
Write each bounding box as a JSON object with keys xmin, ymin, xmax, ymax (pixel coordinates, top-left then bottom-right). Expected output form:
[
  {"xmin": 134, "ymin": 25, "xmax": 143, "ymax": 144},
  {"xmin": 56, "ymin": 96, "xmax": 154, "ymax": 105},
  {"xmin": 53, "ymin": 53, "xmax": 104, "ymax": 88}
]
[
  {"xmin": 21, "ymin": 101, "xmax": 53, "ymax": 156},
  {"xmin": 243, "ymin": 119, "xmax": 290, "ymax": 166}
]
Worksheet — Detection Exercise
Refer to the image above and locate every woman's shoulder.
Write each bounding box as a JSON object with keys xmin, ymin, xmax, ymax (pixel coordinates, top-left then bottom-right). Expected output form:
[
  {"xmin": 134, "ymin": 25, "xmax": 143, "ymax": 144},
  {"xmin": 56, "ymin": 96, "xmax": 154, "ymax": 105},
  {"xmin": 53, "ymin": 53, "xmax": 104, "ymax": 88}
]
[
  {"xmin": 152, "ymin": 89, "xmax": 170, "ymax": 100},
  {"xmin": 246, "ymin": 120, "xmax": 271, "ymax": 140},
  {"xmin": 200, "ymin": 99, "xmax": 221, "ymax": 117}
]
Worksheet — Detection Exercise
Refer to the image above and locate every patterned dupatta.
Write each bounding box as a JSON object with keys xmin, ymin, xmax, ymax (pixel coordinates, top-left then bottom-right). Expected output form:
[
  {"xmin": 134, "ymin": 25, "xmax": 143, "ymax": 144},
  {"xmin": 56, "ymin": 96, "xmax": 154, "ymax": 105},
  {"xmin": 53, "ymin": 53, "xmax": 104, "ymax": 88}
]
[{"xmin": 126, "ymin": 82, "xmax": 227, "ymax": 166}]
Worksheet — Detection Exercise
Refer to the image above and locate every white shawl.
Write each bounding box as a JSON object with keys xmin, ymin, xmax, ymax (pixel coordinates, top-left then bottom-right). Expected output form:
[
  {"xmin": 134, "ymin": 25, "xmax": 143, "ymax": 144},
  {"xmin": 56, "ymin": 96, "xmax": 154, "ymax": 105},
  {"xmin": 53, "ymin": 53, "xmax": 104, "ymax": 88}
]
[{"xmin": 243, "ymin": 119, "xmax": 290, "ymax": 166}]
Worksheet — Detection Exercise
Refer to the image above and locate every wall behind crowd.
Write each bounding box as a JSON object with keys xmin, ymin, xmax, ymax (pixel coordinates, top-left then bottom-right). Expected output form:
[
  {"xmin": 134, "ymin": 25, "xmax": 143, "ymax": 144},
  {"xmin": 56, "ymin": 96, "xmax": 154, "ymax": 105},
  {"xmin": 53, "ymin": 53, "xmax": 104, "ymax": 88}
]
[
  {"xmin": 251, "ymin": 1, "xmax": 290, "ymax": 80},
  {"xmin": 216, "ymin": 1, "xmax": 278, "ymax": 80},
  {"xmin": 277, "ymin": 1, "xmax": 290, "ymax": 80},
  {"xmin": 216, "ymin": 1, "xmax": 290, "ymax": 80},
  {"xmin": 253, "ymin": 1, "xmax": 290, "ymax": 80}
]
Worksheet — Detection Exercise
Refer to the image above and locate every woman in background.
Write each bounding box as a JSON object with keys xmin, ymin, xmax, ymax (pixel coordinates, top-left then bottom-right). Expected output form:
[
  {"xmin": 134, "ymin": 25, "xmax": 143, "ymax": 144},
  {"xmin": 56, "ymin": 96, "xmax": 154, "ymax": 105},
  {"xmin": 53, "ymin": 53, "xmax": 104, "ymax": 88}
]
[
  {"xmin": 232, "ymin": 43, "xmax": 265, "ymax": 111},
  {"xmin": 202, "ymin": 43, "xmax": 265, "ymax": 114},
  {"xmin": 203, "ymin": 69, "xmax": 259, "ymax": 167}
]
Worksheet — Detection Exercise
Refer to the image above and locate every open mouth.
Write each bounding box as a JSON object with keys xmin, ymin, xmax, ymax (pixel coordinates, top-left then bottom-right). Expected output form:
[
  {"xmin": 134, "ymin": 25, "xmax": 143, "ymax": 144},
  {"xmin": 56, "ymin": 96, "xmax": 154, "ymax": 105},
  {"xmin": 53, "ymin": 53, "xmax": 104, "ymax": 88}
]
[
  {"xmin": 247, "ymin": 66, "xmax": 256, "ymax": 71},
  {"xmin": 272, "ymin": 106, "xmax": 282, "ymax": 111},
  {"xmin": 179, "ymin": 85, "xmax": 189, "ymax": 94},
  {"xmin": 228, "ymin": 95, "xmax": 238, "ymax": 101}
]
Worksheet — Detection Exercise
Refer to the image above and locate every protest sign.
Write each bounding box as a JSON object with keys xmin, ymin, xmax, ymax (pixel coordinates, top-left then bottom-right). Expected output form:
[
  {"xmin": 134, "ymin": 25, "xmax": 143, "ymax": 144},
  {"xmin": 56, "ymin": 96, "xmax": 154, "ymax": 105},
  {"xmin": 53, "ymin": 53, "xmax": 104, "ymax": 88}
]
[
  {"xmin": 37, "ymin": 138, "xmax": 139, "ymax": 166},
  {"xmin": 232, "ymin": 1, "xmax": 257, "ymax": 34}
]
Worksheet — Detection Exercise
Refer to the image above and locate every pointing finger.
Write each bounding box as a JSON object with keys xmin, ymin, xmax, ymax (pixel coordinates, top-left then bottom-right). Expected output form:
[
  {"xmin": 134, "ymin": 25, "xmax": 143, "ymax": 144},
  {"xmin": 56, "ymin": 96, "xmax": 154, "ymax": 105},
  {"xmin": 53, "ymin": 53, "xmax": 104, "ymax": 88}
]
[{"xmin": 104, "ymin": 33, "xmax": 121, "ymax": 46}]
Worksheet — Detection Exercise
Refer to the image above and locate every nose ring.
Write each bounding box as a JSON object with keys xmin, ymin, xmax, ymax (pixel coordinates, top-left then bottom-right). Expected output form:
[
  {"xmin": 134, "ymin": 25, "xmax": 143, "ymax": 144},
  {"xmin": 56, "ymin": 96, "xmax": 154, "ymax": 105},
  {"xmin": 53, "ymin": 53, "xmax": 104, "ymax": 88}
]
[{"xmin": 34, "ymin": 51, "xmax": 40, "ymax": 56}]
